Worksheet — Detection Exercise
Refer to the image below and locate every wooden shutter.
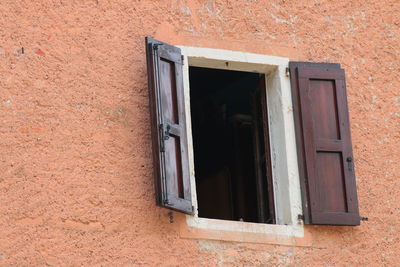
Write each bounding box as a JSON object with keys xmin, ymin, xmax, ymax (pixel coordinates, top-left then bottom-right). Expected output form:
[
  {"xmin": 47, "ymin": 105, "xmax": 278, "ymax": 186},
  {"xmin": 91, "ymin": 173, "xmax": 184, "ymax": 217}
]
[
  {"xmin": 289, "ymin": 62, "xmax": 360, "ymax": 225},
  {"xmin": 145, "ymin": 37, "xmax": 192, "ymax": 214}
]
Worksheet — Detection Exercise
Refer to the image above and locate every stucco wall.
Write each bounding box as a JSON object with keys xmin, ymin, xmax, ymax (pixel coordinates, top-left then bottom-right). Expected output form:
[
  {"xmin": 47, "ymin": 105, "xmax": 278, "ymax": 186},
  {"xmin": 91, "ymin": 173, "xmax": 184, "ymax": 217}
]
[{"xmin": 1, "ymin": 0, "xmax": 399, "ymax": 266}]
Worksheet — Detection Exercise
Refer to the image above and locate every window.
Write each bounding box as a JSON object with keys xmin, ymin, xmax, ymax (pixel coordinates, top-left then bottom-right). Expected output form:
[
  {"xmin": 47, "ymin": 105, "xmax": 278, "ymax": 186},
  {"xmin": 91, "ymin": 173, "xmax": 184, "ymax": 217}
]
[
  {"xmin": 189, "ymin": 67, "xmax": 275, "ymax": 224},
  {"xmin": 145, "ymin": 37, "xmax": 360, "ymax": 227}
]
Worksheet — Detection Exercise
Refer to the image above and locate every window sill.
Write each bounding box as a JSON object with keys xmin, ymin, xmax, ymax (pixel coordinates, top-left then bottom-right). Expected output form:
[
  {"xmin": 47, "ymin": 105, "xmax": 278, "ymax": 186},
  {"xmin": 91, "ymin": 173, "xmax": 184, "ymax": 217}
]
[{"xmin": 180, "ymin": 215, "xmax": 312, "ymax": 246}]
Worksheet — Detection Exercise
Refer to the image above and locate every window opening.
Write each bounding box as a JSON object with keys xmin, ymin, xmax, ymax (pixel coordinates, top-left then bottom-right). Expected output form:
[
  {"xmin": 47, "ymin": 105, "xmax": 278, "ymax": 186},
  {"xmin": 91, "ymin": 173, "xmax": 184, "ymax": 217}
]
[{"xmin": 189, "ymin": 66, "xmax": 275, "ymax": 224}]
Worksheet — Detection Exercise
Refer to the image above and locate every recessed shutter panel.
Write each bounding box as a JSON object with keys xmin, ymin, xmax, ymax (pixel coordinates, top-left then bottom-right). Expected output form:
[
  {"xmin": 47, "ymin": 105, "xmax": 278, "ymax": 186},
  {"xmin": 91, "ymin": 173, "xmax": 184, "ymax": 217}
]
[
  {"xmin": 289, "ymin": 62, "xmax": 360, "ymax": 225},
  {"xmin": 145, "ymin": 37, "xmax": 192, "ymax": 214}
]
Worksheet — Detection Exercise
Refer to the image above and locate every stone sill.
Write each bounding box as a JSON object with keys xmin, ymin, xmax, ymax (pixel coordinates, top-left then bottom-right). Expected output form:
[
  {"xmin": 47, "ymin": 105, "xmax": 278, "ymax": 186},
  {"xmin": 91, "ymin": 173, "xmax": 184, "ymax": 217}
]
[{"xmin": 180, "ymin": 216, "xmax": 312, "ymax": 246}]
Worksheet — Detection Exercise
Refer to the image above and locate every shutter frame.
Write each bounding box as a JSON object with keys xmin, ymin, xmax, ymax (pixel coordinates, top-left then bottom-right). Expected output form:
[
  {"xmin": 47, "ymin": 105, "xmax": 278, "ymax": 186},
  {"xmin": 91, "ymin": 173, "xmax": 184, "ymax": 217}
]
[
  {"xmin": 145, "ymin": 37, "xmax": 193, "ymax": 214},
  {"xmin": 289, "ymin": 61, "xmax": 360, "ymax": 225}
]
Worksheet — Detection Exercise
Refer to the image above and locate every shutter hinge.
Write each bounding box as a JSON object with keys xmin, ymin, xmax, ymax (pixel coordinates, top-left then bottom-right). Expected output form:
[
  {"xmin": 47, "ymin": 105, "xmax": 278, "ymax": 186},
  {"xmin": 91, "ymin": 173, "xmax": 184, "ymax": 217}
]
[
  {"xmin": 285, "ymin": 67, "xmax": 290, "ymax": 77},
  {"xmin": 297, "ymin": 214, "xmax": 304, "ymax": 221},
  {"xmin": 181, "ymin": 55, "xmax": 184, "ymax": 65},
  {"xmin": 360, "ymin": 217, "xmax": 368, "ymax": 221},
  {"xmin": 153, "ymin": 43, "xmax": 163, "ymax": 50}
]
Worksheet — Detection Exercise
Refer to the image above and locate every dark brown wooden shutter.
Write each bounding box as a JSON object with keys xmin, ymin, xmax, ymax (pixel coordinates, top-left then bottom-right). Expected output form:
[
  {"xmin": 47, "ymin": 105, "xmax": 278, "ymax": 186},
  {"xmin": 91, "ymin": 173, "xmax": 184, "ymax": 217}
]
[
  {"xmin": 145, "ymin": 37, "xmax": 192, "ymax": 214},
  {"xmin": 289, "ymin": 62, "xmax": 360, "ymax": 225}
]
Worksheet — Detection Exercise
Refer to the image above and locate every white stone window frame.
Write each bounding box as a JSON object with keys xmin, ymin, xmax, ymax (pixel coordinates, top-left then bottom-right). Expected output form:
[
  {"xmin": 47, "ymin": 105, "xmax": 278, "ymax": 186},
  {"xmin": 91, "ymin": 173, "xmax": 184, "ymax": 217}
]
[{"xmin": 179, "ymin": 46, "xmax": 304, "ymax": 241}]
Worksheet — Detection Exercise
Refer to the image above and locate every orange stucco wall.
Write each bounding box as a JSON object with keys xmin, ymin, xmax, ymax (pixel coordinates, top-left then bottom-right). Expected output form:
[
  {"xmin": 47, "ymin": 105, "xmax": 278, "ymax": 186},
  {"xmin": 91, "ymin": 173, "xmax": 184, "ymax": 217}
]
[{"xmin": 1, "ymin": 0, "xmax": 399, "ymax": 266}]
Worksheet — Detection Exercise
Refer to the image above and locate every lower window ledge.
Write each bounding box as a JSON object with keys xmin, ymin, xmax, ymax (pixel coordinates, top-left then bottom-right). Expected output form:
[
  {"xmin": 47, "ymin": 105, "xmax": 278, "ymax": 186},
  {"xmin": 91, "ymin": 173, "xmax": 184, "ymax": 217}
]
[{"xmin": 180, "ymin": 216, "xmax": 312, "ymax": 246}]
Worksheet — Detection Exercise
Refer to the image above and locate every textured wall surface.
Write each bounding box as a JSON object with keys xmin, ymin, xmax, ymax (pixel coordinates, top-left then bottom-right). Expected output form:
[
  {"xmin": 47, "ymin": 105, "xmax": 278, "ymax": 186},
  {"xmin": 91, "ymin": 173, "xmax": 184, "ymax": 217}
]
[{"xmin": 1, "ymin": 0, "xmax": 399, "ymax": 266}]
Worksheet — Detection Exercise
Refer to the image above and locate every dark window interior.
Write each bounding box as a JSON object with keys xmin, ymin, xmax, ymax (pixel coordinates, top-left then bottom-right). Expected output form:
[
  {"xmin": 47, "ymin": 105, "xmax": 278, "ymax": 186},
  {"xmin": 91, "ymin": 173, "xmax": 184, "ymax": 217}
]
[{"xmin": 189, "ymin": 66, "xmax": 274, "ymax": 224}]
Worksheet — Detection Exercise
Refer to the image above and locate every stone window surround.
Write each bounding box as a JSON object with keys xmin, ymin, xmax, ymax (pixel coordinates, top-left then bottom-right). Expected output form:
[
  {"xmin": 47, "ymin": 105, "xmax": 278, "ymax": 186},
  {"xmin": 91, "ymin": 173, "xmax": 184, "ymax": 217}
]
[{"xmin": 178, "ymin": 46, "xmax": 306, "ymax": 245}]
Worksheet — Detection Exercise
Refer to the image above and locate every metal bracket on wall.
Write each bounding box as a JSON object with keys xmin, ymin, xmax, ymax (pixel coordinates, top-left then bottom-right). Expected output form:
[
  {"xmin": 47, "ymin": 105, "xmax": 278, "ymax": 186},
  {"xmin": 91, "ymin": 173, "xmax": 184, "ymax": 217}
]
[
  {"xmin": 285, "ymin": 67, "xmax": 290, "ymax": 77},
  {"xmin": 168, "ymin": 211, "xmax": 174, "ymax": 223}
]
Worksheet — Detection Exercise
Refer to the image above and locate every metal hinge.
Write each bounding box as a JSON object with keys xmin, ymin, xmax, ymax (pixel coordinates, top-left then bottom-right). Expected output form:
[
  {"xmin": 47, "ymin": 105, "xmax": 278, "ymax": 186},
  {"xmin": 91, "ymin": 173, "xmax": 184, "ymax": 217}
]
[
  {"xmin": 153, "ymin": 43, "xmax": 163, "ymax": 50},
  {"xmin": 297, "ymin": 214, "xmax": 304, "ymax": 221},
  {"xmin": 181, "ymin": 55, "xmax": 184, "ymax": 65},
  {"xmin": 360, "ymin": 217, "xmax": 368, "ymax": 221}
]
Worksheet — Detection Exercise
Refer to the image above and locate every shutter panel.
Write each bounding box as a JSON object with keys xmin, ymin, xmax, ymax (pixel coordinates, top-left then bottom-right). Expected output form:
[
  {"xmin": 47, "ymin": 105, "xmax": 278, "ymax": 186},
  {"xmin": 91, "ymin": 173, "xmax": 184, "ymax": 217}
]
[
  {"xmin": 145, "ymin": 37, "xmax": 193, "ymax": 214},
  {"xmin": 289, "ymin": 62, "xmax": 360, "ymax": 225}
]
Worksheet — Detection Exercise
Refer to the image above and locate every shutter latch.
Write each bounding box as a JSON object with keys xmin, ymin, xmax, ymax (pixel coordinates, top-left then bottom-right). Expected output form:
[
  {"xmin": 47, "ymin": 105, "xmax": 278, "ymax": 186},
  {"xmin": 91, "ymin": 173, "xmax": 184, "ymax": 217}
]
[
  {"xmin": 159, "ymin": 123, "xmax": 171, "ymax": 152},
  {"xmin": 346, "ymin": 156, "xmax": 353, "ymax": 171}
]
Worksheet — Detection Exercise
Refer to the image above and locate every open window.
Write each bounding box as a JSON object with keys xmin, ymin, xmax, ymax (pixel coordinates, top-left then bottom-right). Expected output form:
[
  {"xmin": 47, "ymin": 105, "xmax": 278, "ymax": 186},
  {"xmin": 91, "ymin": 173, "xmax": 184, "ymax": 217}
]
[
  {"xmin": 189, "ymin": 67, "xmax": 275, "ymax": 224},
  {"xmin": 145, "ymin": 37, "xmax": 360, "ymax": 226}
]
